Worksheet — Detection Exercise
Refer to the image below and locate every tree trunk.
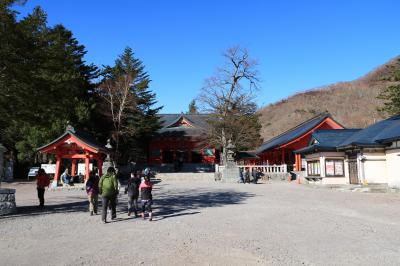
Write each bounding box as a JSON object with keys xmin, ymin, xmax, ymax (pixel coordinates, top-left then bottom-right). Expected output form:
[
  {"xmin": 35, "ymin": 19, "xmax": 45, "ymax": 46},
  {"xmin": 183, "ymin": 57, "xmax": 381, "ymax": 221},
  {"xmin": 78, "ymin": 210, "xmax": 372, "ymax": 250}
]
[{"xmin": 221, "ymin": 128, "xmax": 227, "ymax": 166}]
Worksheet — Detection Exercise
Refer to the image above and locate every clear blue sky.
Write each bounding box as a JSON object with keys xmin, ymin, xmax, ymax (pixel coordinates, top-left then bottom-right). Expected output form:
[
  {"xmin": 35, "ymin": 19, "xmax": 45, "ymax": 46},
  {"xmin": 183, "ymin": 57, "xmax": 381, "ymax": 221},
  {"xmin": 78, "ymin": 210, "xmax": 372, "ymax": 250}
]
[{"xmin": 14, "ymin": 0, "xmax": 400, "ymax": 113}]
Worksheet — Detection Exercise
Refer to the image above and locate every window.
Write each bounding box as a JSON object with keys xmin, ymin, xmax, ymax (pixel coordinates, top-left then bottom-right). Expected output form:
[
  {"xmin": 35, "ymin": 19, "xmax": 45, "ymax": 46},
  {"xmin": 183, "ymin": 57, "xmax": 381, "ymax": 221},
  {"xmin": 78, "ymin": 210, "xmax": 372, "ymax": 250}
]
[
  {"xmin": 307, "ymin": 160, "xmax": 320, "ymax": 176},
  {"xmin": 325, "ymin": 159, "xmax": 344, "ymax": 177}
]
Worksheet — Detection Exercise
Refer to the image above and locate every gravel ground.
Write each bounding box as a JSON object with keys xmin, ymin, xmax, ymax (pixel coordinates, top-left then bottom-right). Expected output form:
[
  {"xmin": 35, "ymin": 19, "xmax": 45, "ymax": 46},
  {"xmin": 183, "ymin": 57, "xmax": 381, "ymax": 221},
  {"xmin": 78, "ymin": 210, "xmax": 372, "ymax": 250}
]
[{"xmin": 1, "ymin": 180, "xmax": 400, "ymax": 266}]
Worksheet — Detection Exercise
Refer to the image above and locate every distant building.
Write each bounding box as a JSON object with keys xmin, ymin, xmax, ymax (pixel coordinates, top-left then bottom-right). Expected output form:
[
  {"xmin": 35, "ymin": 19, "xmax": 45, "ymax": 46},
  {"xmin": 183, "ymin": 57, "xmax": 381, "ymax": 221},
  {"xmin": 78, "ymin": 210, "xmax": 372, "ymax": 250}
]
[
  {"xmin": 148, "ymin": 114, "xmax": 218, "ymax": 165},
  {"xmin": 296, "ymin": 114, "xmax": 400, "ymax": 187},
  {"xmin": 256, "ymin": 113, "xmax": 344, "ymax": 170}
]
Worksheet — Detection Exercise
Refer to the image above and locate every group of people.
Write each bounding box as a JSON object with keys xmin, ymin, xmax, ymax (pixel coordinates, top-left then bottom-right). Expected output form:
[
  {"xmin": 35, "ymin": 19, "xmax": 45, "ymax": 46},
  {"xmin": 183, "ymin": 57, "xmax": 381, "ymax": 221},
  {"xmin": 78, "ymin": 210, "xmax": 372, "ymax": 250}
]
[
  {"xmin": 85, "ymin": 167, "xmax": 154, "ymax": 223},
  {"xmin": 239, "ymin": 167, "xmax": 263, "ymax": 184},
  {"xmin": 35, "ymin": 166, "xmax": 154, "ymax": 223}
]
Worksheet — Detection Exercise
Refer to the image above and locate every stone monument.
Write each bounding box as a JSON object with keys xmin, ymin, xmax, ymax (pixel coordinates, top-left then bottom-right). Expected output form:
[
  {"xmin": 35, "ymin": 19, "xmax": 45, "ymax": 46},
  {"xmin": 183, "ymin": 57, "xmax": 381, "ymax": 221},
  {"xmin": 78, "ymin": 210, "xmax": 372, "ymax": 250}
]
[{"xmin": 221, "ymin": 140, "xmax": 240, "ymax": 182}]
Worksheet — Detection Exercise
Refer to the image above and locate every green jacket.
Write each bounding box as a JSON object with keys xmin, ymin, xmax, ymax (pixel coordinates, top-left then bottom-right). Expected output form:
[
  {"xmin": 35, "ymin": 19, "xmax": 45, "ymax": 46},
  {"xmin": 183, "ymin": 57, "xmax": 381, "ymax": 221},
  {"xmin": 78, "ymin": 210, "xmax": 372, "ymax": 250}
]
[{"xmin": 99, "ymin": 173, "xmax": 118, "ymax": 197}]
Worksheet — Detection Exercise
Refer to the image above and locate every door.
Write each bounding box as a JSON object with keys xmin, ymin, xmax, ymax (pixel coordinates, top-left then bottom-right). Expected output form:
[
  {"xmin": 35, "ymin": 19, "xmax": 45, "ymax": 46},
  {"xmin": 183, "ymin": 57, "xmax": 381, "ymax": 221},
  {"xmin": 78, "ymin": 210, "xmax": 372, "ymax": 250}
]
[{"xmin": 348, "ymin": 160, "xmax": 359, "ymax": 184}]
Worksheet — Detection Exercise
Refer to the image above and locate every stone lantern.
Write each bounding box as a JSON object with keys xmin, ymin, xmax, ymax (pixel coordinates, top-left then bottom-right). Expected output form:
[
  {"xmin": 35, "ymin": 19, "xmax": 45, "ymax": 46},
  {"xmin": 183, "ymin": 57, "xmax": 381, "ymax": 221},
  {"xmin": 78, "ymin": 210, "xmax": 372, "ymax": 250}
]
[
  {"xmin": 221, "ymin": 139, "xmax": 240, "ymax": 182},
  {"xmin": 226, "ymin": 140, "xmax": 236, "ymax": 166}
]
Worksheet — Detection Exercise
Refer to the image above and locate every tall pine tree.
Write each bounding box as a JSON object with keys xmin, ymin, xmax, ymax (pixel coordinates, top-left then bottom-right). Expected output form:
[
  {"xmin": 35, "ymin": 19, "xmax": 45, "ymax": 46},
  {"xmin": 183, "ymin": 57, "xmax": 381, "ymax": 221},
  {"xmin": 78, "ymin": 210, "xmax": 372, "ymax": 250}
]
[
  {"xmin": 98, "ymin": 47, "xmax": 161, "ymax": 163},
  {"xmin": 0, "ymin": 2, "xmax": 98, "ymax": 172}
]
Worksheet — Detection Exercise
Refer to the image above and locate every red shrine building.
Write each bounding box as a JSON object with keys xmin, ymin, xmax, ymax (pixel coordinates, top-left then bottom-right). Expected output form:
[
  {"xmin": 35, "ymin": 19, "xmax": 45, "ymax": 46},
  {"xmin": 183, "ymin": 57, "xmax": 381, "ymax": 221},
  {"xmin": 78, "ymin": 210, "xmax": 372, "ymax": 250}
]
[
  {"xmin": 256, "ymin": 113, "xmax": 344, "ymax": 171},
  {"xmin": 37, "ymin": 126, "xmax": 108, "ymax": 183},
  {"xmin": 148, "ymin": 114, "xmax": 218, "ymax": 165}
]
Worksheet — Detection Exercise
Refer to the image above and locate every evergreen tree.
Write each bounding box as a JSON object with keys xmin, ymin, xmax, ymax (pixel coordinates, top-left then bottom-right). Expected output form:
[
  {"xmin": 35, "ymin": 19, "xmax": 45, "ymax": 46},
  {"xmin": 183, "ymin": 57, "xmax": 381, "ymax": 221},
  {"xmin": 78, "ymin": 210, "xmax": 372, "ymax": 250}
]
[
  {"xmin": 98, "ymin": 47, "xmax": 161, "ymax": 163},
  {"xmin": 378, "ymin": 58, "xmax": 400, "ymax": 115},
  {"xmin": 0, "ymin": 2, "xmax": 98, "ymax": 171}
]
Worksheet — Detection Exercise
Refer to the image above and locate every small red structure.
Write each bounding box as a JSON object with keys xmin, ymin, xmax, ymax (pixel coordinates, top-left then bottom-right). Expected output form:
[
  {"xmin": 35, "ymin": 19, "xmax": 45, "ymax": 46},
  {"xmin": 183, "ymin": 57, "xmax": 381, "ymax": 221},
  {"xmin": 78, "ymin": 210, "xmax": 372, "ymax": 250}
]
[
  {"xmin": 37, "ymin": 126, "xmax": 108, "ymax": 182},
  {"xmin": 148, "ymin": 114, "xmax": 217, "ymax": 164},
  {"xmin": 256, "ymin": 113, "xmax": 344, "ymax": 171}
]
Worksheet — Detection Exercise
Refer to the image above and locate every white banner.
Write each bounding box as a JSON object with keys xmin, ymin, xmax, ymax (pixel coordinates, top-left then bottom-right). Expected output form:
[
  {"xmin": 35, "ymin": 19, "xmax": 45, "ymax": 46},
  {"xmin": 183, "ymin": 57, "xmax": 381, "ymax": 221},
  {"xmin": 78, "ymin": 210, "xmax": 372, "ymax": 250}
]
[
  {"xmin": 40, "ymin": 164, "xmax": 56, "ymax": 174},
  {"xmin": 77, "ymin": 163, "xmax": 93, "ymax": 175}
]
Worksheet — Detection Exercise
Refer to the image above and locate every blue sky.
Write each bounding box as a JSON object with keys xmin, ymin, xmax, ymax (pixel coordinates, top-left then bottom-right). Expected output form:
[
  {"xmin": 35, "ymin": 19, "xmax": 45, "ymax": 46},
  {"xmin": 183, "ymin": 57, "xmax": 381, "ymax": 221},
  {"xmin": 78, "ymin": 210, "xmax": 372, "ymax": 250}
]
[{"xmin": 14, "ymin": 0, "xmax": 400, "ymax": 113}]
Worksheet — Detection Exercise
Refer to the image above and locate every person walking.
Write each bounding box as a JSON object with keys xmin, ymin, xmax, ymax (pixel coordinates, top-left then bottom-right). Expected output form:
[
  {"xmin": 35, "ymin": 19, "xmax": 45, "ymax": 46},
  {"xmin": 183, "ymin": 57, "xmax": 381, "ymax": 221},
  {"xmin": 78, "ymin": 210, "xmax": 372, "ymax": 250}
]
[
  {"xmin": 139, "ymin": 175, "xmax": 153, "ymax": 221},
  {"xmin": 36, "ymin": 168, "xmax": 50, "ymax": 208},
  {"xmin": 86, "ymin": 169, "xmax": 99, "ymax": 216},
  {"xmin": 125, "ymin": 171, "xmax": 141, "ymax": 217},
  {"xmin": 99, "ymin": 167, "xmax": 119, "ymax": 223}
]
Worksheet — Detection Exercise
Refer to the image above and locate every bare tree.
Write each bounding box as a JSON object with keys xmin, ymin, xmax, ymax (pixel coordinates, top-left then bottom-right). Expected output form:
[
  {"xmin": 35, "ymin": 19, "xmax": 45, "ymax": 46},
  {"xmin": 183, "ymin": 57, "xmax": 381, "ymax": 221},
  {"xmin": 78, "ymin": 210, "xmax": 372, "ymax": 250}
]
[
  {"xmin": 198, "ymin": 46, "xmax": 262, "ymax": 165},
  {"xmin": 98, "ymin": 75, "xmax": 136, "ymax": 162}
]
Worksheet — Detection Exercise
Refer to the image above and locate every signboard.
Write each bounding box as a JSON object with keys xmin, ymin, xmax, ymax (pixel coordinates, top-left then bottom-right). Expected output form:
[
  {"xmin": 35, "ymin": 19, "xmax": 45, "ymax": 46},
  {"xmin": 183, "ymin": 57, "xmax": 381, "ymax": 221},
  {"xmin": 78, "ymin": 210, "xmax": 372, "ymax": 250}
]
[
  {"xmin": 28, "ymin": 167, "xmax": 39, "ymax": 177},
  {"xmin": 326, "ymin": 160, "xmax": 335, "ymax": 176},
  {"xmin": 41, "ymin": 164, "xmax": 56, "ymax": 174},
  {"xmin": 334, "ymin": 161, "xmax": 344, "ymax": 176},
  {"xmin": 77, "ymin": 163, "xmax": 93, "ymax": 175}
]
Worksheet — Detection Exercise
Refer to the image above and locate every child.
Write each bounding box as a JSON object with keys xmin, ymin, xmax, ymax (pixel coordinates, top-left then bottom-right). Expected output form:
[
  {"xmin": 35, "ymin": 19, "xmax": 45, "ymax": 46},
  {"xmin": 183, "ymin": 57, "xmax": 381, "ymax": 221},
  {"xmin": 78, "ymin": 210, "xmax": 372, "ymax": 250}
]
[
  {"xmin": 125, "ymin": 171, "xmax": 141, "ymax": 217},
  {"xmin": 139, "ymin": 175, "xmax": 153, "ymax": 221},
  {"xmin": 86, "ymin": 169, "xmax": 99, "ymax": 216}
]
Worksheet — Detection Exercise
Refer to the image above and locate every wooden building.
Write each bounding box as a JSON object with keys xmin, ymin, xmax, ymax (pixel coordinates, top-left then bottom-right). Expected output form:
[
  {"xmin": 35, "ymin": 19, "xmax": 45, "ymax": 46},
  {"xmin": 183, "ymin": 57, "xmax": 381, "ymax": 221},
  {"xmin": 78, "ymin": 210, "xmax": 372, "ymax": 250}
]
[
  {"xmin": 148, "ymin": 114, "xmax": 217, "ymax": 165},
  {"xmin": 256, "ymin": 113, "xmax": 344, "ymax": 170},
  {"xmin": 295, "ymin": 114, "xmax": 400, "ymax": 187},
  {"xmin": 37, "ymin": 126, "xmax": 108, "ymax": 185}
]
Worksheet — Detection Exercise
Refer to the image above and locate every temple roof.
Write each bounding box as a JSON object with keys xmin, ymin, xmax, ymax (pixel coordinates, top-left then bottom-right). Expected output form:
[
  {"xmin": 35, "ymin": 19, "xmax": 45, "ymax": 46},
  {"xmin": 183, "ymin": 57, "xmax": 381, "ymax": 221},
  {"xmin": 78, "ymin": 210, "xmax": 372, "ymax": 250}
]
[
  {"xmin": 157, "ymin": 114, "xmax": 210, "ymax": 137},
  {"xmin": 37, "ymin": 125, "xmax": 107, "ymax": 153},
  {"xmin": 256, "ymin": 113, "xmax": 344, "ymax": 153},
  {"xmin": 295, "ymin": 129, "xmax": 361, "ymax": 154},
  {"xmin": 338, "ymin": 114, "xmax": 400, "ymax": 149}
]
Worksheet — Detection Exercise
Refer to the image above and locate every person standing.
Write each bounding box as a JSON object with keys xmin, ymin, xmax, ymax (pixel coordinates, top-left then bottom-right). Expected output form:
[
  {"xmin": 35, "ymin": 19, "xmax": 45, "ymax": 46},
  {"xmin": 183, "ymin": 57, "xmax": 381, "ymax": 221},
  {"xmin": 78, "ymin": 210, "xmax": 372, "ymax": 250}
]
[
  {"xmin": 99, "ymin": 167, "xmax": 119, "ymax": 223},
  {"xmin": 125, "ymin": 171, "xmax": 141, "ymax": 217},
  {"xmin": 36, "ymin": 169, "xmax": 50, "ymax": 208},
  {"xmin": 139, "ymin": 175, "xmax": 153, "ymax": 221},
  {"xmin": 86, "ymin": 169, "xmax": 99, "ymax": 216}
]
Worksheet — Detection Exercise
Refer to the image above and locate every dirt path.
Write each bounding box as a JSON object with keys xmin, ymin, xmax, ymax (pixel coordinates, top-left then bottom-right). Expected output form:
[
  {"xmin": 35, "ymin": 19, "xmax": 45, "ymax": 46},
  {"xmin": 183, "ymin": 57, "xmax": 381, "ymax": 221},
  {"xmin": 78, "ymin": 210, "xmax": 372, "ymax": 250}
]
[{"xmin": 1, "ymin": 180, "xmax": 400, "ymax": 265}]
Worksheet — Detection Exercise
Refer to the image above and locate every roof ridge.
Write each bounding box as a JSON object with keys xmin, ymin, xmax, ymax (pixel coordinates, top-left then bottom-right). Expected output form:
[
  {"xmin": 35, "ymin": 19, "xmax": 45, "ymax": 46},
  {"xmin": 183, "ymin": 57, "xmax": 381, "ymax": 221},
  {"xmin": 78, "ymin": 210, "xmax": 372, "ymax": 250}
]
[{"xmin": 261, "ymin": 112, "xmax": 330, "ymax": 145}]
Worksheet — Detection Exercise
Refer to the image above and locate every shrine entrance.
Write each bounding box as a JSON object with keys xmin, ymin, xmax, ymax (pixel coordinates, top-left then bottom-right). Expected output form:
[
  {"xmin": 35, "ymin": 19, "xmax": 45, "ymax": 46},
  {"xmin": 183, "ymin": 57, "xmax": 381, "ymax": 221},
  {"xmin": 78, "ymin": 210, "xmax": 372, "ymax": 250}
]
[{"xmin": 37, "ymin": 126, "xmax": 108, "ymax": 185}]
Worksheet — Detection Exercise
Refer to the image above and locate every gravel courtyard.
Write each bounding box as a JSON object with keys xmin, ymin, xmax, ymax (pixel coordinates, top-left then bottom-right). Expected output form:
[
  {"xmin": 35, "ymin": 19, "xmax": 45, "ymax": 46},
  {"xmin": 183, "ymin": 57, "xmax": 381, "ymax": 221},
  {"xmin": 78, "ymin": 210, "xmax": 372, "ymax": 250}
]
[{"xmin": 1, "ymin": 180, "xmax": 400, "ymax": 266}]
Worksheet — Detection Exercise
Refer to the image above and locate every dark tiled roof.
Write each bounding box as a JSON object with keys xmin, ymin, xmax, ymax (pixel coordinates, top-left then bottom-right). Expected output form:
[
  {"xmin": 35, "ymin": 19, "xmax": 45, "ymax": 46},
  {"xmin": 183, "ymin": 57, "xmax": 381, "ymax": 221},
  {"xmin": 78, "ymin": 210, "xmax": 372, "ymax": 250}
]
[
  {"xmin": 256, "ymin": 113, "xmax": 343, "ymax": 153},
  {"xmin": 157, "ymin": 114, "xmax": 210, "ymax": 137},
  {"xmin": 338, "ymin": 115, "xmax": 400, "ymax": 149},
  {"xmin": 295, "ymin": 129, "xmax": 361, "ymax": 154},
  {"xmin": 37, "ymin": 126, "xmax": 107, "ymax": 153}
]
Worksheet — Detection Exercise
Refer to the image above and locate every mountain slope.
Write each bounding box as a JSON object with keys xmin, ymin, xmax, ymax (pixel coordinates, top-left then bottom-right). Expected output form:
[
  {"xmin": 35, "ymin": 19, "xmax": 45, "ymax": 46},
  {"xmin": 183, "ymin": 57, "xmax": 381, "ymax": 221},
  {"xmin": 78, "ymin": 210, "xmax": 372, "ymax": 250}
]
[{"xmin": 258, "ymin": 56, "xmax": 400, "ymax": 141}]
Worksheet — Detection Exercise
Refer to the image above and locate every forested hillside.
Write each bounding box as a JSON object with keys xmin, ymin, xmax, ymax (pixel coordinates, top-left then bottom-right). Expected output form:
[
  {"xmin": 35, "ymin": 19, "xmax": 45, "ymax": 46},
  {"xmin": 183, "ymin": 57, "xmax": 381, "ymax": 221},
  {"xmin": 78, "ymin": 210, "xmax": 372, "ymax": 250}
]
[{"xmin": 258, "ymin": 57, "xmax": 400, "ymax": 141}]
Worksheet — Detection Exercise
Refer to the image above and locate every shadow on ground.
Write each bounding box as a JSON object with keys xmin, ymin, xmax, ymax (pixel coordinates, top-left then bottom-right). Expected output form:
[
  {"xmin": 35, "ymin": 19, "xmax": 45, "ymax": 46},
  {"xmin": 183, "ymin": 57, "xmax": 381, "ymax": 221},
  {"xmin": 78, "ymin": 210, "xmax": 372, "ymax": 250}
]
[
  {"xmin": 1, "ymin": 184, "xmax": 256, "ymax": 221},
  {"xmin": 152, "ymin": 188, "xmax": 255, "ymax": 221}
]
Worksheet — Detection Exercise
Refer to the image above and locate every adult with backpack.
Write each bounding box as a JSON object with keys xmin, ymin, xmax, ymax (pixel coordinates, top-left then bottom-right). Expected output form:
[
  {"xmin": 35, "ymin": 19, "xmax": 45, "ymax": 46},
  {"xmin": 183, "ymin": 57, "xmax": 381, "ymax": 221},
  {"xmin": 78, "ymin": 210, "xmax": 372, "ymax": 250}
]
[
  {"xmin": 124, "ymin": 171, "xmax": 141, "ymax": 217},
  {"xmin": 99, "ymin": 167, "xmax": 119, "ymax": 223}
]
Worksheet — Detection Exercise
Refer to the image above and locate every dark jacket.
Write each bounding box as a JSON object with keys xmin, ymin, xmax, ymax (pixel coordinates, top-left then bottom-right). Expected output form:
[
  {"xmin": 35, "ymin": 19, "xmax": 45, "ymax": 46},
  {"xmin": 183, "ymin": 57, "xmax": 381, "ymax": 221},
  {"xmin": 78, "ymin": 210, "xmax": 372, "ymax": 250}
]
[
  {"xmin": 86, "ymin": 176, "xmax": 99, "ymax": 196},
  {"xmin": 125, "ymin": 177, "xmax": 141, "ymax": 197}
]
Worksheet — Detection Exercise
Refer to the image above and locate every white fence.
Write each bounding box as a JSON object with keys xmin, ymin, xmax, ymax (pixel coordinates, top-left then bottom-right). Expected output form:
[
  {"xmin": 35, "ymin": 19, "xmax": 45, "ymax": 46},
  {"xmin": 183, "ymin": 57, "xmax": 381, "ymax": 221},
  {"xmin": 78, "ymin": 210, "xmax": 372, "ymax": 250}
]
[{"xmin": 216, "ymin": 164, "xmax": 288, "ymax": 173}]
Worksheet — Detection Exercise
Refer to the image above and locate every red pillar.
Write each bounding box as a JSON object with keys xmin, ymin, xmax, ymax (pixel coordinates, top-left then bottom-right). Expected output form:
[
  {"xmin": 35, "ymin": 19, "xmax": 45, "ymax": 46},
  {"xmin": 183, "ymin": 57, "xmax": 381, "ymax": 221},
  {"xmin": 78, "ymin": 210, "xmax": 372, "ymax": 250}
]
[
  {"xmin": 71, "ymin": 159, "xmax": 76, "ymax": 176},
  {"xmin": 295, "ymin": 154, "xmax": 301, "ymax": 171},
  {"xmin": 281, "ymin": 149, "xmax": 285, "ymax": 164},
  {"xmin": 85, "ymin": 155, "xmax": 90, "ymax": 180},
  {"xmin": 98, "ymin": 159, "xmax": 103, "ymax": 177},
  {"xmin": 160, "ymin": 149, "xmax": 163, "ymax": 164},
  {"xmin": 54, "ymin": 156, "xmax": 61, "ymax": 183}
]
